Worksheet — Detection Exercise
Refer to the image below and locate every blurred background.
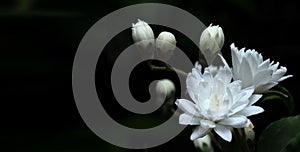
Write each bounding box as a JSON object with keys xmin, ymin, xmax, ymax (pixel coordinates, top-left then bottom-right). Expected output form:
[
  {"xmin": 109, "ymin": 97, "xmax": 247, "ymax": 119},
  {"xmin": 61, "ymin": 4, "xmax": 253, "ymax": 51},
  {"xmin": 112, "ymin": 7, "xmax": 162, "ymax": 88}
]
[{"xmin": 3, "ymin": 0, "xmax": 299, "ymax": 151}]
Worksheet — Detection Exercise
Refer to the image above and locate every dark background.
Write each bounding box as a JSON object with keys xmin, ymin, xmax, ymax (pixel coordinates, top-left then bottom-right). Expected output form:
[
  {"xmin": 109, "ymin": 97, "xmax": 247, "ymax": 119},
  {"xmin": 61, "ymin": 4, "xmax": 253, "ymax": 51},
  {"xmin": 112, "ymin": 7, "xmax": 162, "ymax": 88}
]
[{"xmin": 3, "ymin": 0, "xmax": 299, "ymax": 151}]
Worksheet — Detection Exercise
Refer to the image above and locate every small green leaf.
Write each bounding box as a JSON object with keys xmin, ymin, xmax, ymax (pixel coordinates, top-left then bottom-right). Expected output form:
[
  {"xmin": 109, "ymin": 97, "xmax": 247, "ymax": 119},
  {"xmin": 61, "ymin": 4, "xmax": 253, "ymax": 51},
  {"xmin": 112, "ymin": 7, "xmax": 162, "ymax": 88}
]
[{"xmin": 257, "ymin": 115, "xmax": 300, "ymax": 152}]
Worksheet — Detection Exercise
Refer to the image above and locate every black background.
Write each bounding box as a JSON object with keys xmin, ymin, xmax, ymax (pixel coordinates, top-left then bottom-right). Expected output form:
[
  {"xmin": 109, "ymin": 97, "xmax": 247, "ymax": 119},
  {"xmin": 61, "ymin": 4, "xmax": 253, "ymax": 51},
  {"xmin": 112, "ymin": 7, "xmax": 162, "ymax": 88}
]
[{"xmin": 3, "ymin": 0, "xmax": 299, "ymax": 151}]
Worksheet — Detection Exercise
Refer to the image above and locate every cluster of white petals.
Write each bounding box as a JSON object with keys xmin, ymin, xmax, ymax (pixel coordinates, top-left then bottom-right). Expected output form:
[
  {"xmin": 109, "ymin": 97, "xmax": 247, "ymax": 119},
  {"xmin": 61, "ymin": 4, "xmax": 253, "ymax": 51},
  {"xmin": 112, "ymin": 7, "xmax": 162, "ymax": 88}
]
[
  {"xmin": 176, "ymin": 59, "xmax": 264, "ymax": 142},
  {"xmin": 231, "ymin": 43, "xmax": 293, "ymax": 93}
]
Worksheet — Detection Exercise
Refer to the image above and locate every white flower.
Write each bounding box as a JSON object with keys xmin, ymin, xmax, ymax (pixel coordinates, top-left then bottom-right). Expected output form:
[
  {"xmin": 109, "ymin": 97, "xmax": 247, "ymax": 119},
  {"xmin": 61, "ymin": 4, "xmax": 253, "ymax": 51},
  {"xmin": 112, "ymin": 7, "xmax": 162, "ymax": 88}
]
[
  {"xmin": 193, "ymin": 135, "xmax": 214, "ymax": 152},
  {"xmin": 175, "ymin": 60, "xmax": 264, "ymax": 142},
  {"xmin": 231, "ymin": 43, "xmax": 292, "ymax": 93},
  {"xmin": 156, "ymin": 31, "xmax": 177, "ymax": 61},
  {"xmin": 199, "ymin": 24, "xmax": 224, "ymax": 64},
  {"xmin": 132, "ymin": 19, "xmax": 155, "ymax": 58}
]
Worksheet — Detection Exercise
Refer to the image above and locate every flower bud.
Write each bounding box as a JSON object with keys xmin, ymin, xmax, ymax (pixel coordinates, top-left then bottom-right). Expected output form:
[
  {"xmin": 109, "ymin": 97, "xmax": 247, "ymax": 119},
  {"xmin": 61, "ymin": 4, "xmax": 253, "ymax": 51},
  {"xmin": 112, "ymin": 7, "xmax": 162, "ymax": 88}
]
[
  {"xmin": 156, "ymin": 31, "xmax": 177, "ymax": 61},
  {"xmin": 199, "ymin": 24, "xmax": 224, "ymax": 65},
  {"xmin": 193, "ymin": 135, "xmax": 214, "ymax": 152},
  {"xmin": 132, "ymin": 19, "xmax": 155, "ymax": 58},
  {"xmin": 244, "ymin": 127, "xmax": 255, "ymax": 141},
  {"xmin": 155, "ymin": 79, "xmax": 175, "ymax": 100},
  {"xmin": 155, "ymin": 79, "xmax": 176, "ymax": 114}
]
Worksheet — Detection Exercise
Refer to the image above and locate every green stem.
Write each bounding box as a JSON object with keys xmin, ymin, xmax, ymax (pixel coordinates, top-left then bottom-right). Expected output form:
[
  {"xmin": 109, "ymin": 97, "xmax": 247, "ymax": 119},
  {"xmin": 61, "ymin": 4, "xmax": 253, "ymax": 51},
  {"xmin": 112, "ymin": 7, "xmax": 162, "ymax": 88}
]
[
  {"xmin": 149, "ymin": 64, "xmax": 188, "ymax": 77},
  {"xmin": 209, "ymin": 132, "xmax": 222, "ymax": 151},
  {"xmin": 233, "ymin": 128, "xmax": 250, "ymax": 152}
]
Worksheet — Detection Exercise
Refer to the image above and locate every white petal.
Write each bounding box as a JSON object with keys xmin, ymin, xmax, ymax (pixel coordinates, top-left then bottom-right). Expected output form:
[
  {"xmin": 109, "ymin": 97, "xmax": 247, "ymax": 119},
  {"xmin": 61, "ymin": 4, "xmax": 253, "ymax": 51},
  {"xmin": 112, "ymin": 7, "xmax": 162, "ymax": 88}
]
[
  {"xmin": 212, "ymin": 79, "xmax": 226, "ymax": 96},
  {"xmin": 258, "ymin": 59, "xmax": 270, "ymax": 70},
  {"xmin": 247, "ymin": 52, "xmax": 259, "ymax": 72},
  {"xmin": 239, "ymin": 87, "xmax": 255, "ymax": 101},
  {"xmin": 230, "ymin": 87, "xmax": 254, "ymax": 112},
  {"xmin": 227, "ymin": 80, "xmax": 242, "ymax": 97},
  {"xmin": 200, "ymin": 119, "xmax": 216, "ymax": 128},
  {"xmin": 218, "ymin": 54, "xmax": 229, "ymax": 67},
  {"xmin": 248, "ymin": 94, "xmax": 262, "ymax": 105},
  {"xmin": 175, "ymin": 99, "xmax": 200, "ymax": 116},
  {"xmin": 272, "ymin": 66, "xmax": 287, "ymax": 81},
  {"xmin": 239, "ymin": 58, "xmax": 253, "ymax": 88},
  {"xmin": 253, "ymin": 69, "xmax": 273, "ymax": 86},
  {"xmin": 186, "ymin": 72, "xmax": 200, "ymax": 102},
  {"xmin": 179, "ymin": 113, "xmax": 201, "ymax": 125},
  {"xmin": 215, "ymin": 65, "xmax": 232, "ymax": 84},
  {"xmin": 226, "ymin": 87, "xmax": 233, "ymax": 106},
  {"xmin": 255, "ymin": 82, "xmax": 278, "ymax": 93},
  {"xmin": 230, "ymin": 98, "xmax": 249, "ymax": 115},
  {"xmin": 190, "ymin": 126, "xmax": 211, "ymax": 140},
  {"xmin": 237, "ymin": 106, "xmax": 264, "ymax": 117},
  {"xmin": 231, "ymin": 44, "xmax": 241, "ymax": 80},
  {"xmin": 214, "ymin": 125, "xmax": 232, "ymax": 142},
  {"xmin": 278, "ymin": 75, "xmax": 293, "ymax": 82},
  {"xmin": 270, "ymin": 62, "xmax": 279, "ymax": 71},
  {"xmin": 218, "ymin": 115, "xmax": 247, "ymax": 127}
]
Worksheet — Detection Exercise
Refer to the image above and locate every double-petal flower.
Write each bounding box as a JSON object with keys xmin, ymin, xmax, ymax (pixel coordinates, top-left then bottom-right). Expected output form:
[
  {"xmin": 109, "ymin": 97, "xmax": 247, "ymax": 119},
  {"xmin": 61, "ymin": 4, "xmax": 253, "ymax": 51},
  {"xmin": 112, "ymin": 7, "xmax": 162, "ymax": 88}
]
[
  {"xmin": 176, "ymin": 61, "xmax": 264, "ymax": 142},
  {"xmin": 231, "ymin": 43, "xmax": 292, "ymax": 93}
]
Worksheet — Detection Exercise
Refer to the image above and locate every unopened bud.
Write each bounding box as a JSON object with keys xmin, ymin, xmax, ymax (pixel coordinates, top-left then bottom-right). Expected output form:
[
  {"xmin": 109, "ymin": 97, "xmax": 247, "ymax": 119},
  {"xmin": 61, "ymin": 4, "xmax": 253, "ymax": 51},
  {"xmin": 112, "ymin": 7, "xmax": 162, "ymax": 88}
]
[
  {"xmin": 132, "ymin": 19, "xmax": 155, "ymax": 58},
  {"xmin": 193, "ymin": 135, "xmax": 214, "ymax": 152},
  {"xmin": 156, "ymin": 31, "xmax": 177, "ymax": 60},
  {"xmin": 245, "ymin": 125, "xmax": 255, "ymax": 141},
  {"xmin": 155, "ymin": 79, "xmax": 175, "ymax": 100},
  {"xmin": 199, "ymin": 24, "xmax": 224, "ymax": 65},
  {"xmin": 155, "ymin": 79, "xmax": 176, "ymax": 114}
]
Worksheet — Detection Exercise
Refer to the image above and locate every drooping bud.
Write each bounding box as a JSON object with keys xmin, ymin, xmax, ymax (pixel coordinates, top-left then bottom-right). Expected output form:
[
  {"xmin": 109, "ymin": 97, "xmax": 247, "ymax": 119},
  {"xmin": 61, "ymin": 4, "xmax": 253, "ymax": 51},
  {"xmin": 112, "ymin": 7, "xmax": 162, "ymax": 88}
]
[
  {"xmin": 193, "ymin": 135, "xmax": 214, "ymax": 152},
  {"xmin": 156, "ymin": 31, "xmax": 177, "ymax": 61},
  {"xmin": 199, "ymin": 24, "xmax": 224, "ymax": 65},
  {"xmin": 132, "ymin": 19, "xmax": 155, "ymax": 58},
  {"xmin": 155, "ymin": 79, "xmax": 176, "ymax": 114},
  {"xmin": 155, "ymin": 79, "xmax": 175, "ymax": 100},
  {"xmin": 245, "ymin": 122, "xmax": 255, "ymax": 141}
]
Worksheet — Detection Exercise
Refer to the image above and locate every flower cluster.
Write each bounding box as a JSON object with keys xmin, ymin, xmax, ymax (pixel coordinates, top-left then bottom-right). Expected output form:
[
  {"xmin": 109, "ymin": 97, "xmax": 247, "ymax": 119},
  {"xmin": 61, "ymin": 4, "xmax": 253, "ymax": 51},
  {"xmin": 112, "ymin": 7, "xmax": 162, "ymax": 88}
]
[
  {"xmin": 176, "ymin": 25, "xmax": 292, "ymax": 142},
  {"xmin": 131, "ymin": 20, "xmax": 292, "ymax": 143}
]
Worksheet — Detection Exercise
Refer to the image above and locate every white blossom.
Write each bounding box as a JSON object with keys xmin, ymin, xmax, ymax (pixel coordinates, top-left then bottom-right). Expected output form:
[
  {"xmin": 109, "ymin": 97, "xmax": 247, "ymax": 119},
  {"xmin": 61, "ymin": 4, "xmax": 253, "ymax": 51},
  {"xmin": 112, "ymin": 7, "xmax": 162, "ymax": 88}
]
[
  {"xmin": 175, "ymin": 58, "xmax": 264, "ymax": 142},
  {"xmin": 231, "ymin": 43, "xmax": 292, "ymax": 93}
]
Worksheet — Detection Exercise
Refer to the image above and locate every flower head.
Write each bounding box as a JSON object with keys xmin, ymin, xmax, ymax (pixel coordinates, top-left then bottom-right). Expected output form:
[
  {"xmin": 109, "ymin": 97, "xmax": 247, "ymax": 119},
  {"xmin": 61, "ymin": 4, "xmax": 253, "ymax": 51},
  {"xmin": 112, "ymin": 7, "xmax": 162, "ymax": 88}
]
[
  {"xmin": 231, "ymin": 43, "xmax": 292, "ymax": 93},
  {"xmin": 176, "ymin": 60, "xmax": 264, "ymax": 142},
  {"xmin": 199, "ymin": 24, "xmax": 224, "ymax": 64}
]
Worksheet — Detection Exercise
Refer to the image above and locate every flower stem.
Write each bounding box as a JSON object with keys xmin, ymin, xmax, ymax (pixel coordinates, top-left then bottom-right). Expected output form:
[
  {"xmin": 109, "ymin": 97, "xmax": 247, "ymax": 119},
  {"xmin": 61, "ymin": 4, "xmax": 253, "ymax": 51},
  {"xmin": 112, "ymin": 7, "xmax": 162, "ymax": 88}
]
[
  {"xmin": 149, "ymin": 64, "xmax": 188, "ymax": 77},
  {"xmin": 209, "ymin": 132, "xmax": 222, "ymax": 151},
  {"xmin": 233, "ymin": 128, "xmax": 250, "ymax": 152}
]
